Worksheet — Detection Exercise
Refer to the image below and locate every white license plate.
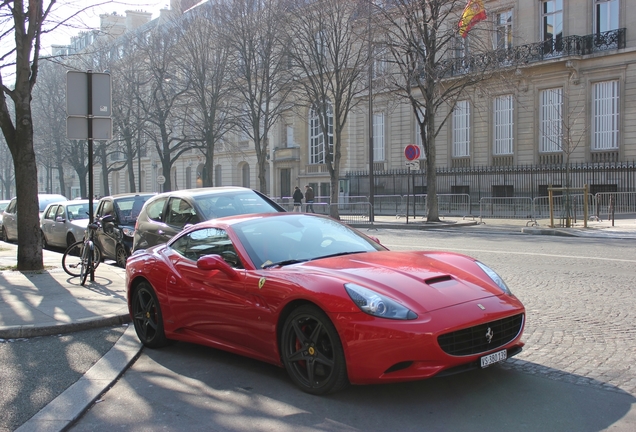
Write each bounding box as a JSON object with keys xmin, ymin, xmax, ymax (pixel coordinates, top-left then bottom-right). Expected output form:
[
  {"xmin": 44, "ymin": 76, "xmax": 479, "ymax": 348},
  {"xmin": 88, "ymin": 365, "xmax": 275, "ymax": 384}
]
[{"xmin": 480, "ymin": 349, "xmax": 507, "ymax": 368}]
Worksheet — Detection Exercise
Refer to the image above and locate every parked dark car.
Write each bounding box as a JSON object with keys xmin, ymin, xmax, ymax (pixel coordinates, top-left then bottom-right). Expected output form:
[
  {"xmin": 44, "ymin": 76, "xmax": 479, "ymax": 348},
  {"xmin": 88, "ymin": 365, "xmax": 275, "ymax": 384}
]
[
  {"xmin": 132, "ymin": 187, "xmax": 285, "ymax": 253},
  {"xmin": 94, "ymin": 193, "xmax": 155, "ymax": 267}
]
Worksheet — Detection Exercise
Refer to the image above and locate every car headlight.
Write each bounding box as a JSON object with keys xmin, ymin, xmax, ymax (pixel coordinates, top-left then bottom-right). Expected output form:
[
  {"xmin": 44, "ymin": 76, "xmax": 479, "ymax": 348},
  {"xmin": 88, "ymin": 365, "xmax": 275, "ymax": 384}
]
[
  {"xmin": 476, "ymin": 261, "xmax": 511, "ymax": 295},
  {"xmin": 122, "ymin": 227, "xmax": 135, "ymax": 237},
  {"xmin": 345, "ymin": 283, "xmax": 417, "ymax": 320}
]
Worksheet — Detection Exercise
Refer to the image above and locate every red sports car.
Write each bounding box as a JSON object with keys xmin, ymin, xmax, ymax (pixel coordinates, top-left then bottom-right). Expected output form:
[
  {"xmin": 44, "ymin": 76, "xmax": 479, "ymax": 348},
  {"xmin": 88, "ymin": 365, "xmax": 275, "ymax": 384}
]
[{"xmin": 126, "ymin": 213, "xmax": 525, "ymax": 395}]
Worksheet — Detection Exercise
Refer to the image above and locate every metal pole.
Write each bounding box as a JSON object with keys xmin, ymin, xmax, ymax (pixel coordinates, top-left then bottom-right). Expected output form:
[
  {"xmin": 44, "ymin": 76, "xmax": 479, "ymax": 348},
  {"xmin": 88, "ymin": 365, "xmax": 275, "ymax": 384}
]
[
  {"xmin": 87, "ymin": 70, "xmax": 95, "ymax": 282},
  {"xmin": 367, "ymin": 1, "xmax": 374, "ymax": 223}
]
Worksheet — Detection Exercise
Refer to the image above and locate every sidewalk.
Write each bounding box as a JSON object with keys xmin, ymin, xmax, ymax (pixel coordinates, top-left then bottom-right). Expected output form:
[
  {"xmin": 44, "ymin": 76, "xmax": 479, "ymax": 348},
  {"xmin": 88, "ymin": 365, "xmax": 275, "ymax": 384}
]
[
  {"xmin": 1, "ymin": 217, "xmax": 635, "ymax": 431},
  {"xmin": 0, "ymin": 243, "xmax": 141, "ymax": 432}
]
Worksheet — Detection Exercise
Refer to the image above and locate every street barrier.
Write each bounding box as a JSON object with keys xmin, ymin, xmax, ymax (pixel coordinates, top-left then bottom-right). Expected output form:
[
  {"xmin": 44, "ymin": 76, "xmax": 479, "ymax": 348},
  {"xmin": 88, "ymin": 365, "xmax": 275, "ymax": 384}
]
[
  {"xmin": 595, "ymin": 192, "xmax": 636, "ymax": 219},
  {"xmin": 479, "ymin": 197, "xmax": 534, "ymax": 223}
]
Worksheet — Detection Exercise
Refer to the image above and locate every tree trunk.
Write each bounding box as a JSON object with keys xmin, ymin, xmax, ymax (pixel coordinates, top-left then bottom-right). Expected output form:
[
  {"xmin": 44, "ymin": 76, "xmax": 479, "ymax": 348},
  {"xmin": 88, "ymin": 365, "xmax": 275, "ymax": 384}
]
[{"xmin": 14, "ymin": 130, "xmax": 43, "ymax": 271}]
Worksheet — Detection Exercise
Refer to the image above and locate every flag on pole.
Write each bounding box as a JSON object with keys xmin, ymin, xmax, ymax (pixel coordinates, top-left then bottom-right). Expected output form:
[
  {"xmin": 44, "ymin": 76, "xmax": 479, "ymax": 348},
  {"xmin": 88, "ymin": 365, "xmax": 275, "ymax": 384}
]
[{"xmin": 458, "ymin": 0, "xmax": 487, "ymax": 38}]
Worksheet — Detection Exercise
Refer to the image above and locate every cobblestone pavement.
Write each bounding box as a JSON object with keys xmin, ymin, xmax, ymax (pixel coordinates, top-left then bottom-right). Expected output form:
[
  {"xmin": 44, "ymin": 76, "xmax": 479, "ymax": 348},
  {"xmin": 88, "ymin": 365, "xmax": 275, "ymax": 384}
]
[{"xmin": 379, "ymin": 228, "xmax": 636, "ymax": 396}]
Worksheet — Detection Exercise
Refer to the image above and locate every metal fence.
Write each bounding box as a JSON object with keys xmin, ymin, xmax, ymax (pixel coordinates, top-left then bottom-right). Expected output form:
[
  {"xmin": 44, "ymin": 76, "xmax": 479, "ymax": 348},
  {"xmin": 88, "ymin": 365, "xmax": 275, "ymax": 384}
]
[
  {"xmin": 346, "ymin": 162, "xmax": 636, "ymax": 204},
  {"xmin": 273, "ymin": 191, "xmax": 636, "ymax": 225}
]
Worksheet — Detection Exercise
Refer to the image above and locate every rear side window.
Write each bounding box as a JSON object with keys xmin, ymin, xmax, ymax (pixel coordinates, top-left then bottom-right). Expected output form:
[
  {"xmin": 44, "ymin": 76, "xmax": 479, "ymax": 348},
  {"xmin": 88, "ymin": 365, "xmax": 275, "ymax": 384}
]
[
  {"xmin": 146, "ymin": 198, "xmax": 167, "ymax": 222},
  {"xmin": 44, "ymin": 205, "xmax": 58, "ymax": 220}
]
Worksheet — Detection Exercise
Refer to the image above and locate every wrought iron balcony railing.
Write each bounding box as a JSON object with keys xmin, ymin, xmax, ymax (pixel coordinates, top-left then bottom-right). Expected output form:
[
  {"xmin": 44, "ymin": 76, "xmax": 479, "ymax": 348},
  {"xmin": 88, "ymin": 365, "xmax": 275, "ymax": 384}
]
[{"xmin": 439, "ymin": 28, "xmax": 626, "ymax": 78}]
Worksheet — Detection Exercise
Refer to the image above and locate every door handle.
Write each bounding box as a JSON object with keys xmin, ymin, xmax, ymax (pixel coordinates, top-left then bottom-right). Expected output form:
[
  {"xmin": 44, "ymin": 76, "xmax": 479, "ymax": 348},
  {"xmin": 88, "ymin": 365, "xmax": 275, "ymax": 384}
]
[{"xmin": 169, "ymin": 275, "xmax": 177, "ymax": 285}]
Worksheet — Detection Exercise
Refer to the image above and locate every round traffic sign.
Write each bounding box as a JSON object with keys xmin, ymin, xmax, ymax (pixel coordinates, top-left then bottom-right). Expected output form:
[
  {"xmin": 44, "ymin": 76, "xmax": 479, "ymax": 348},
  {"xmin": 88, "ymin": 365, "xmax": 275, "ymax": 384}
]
[
  {"xmin": 404, "ymin": 144, "xmax": 420, "ymax": 161},
  {"xmin": 156, "ymin": 175, "xmax": 166, "ymax": 185}
]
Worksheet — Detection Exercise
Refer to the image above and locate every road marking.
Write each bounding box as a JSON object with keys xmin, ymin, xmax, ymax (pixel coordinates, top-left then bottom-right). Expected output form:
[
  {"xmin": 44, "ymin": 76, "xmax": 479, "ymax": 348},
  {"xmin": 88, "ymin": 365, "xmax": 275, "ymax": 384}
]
[{"xmin": 381, "ymin": 244, "xmax": 636, "ymax": 264}]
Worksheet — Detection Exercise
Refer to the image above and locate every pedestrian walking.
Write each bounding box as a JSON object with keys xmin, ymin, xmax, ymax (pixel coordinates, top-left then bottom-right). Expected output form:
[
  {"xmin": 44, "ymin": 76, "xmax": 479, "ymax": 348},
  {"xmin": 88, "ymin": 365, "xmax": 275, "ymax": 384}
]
[
  {"xmin": 292, "ymin": 186, "xmax": 303, "ymax": 212},
  {"xmin": 305, "ymin": 185, "xmax": 315, "ymax": 213}
]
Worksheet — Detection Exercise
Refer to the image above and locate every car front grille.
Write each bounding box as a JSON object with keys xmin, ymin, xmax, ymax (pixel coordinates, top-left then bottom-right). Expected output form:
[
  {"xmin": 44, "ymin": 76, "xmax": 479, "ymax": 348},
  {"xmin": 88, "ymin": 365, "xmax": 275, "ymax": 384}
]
[{"xmin": 437, "ymin": 314, "xmax": 524, "ymax": 356}]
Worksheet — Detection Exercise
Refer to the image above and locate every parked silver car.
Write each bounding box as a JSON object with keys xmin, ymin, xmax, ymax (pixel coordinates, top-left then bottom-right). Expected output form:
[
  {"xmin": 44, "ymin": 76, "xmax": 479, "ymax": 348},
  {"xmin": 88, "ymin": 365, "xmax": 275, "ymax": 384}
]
[
  {"xmin": 0, "ymin": 200, "xmax": 10, "ymax": 231},
  {"xmin": 1, "ymin": 194, "xmax": 67, "ymax": 242},
  {"xmin": 40, "ymin": 200, "xmax": 96, "ymax": 249}
]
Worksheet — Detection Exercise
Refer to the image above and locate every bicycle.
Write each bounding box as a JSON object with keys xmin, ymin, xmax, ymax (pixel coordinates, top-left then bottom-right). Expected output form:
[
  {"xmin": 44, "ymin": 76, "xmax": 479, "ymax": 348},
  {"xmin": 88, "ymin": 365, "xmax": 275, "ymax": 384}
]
[{"xmin": 62, "ymin": 222, "xmax": 101, "ymax": 285}]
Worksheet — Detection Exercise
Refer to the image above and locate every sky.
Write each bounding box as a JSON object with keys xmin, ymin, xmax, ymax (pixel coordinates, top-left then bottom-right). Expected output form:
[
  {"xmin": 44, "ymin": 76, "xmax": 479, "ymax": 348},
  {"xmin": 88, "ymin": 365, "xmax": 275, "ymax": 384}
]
[{"xmin": 41, "ymin": 0, "xmax": 165, "ymax": 54}]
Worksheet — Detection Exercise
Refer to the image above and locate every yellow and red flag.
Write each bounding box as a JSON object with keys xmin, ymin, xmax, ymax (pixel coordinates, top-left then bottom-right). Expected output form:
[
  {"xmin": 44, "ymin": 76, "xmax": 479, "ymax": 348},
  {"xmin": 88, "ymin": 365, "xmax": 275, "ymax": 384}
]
[{"xmin": 458, "ymin": 0, "xmax": 487, "ymax": 38}]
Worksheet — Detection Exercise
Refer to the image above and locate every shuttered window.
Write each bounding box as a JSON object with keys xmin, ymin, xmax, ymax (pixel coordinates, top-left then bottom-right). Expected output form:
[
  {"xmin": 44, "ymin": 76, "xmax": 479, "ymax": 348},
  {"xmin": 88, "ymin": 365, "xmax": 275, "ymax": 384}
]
[
  {"xmin": 593, "ymin": 80, "xmax": 619, "ymax": 150},
  {"xmin": 540, "ymin": 88, "xmax": 562, "ymax": 153},
  {"xmin": 494, "ymin": 95, "xmax": 514, "ymax": 155},
  {"xmin": 373, "ymin": 113, "xmax": 385, "ymax": 161},
  {"xmin": 453, "ymin": 100, "xmax": 470, "ymax": 157}
]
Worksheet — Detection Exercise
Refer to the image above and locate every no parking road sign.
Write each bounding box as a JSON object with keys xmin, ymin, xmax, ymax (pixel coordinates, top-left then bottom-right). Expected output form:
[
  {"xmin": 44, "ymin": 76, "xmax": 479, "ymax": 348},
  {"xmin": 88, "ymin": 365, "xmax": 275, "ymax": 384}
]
[{"xmin": 404, "ymin": 144, "xmax": 420, "ymax": 161}]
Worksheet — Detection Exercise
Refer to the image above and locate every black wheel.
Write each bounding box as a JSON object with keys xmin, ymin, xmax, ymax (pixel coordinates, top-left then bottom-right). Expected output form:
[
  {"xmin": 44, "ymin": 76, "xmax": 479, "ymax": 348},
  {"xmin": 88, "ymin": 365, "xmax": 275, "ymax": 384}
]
[
  {"xmin": 2, "ymin": 227, "xmax": 9, "ymax": 243},
  {"xmin": 41, "ymin": 231, "xmax": 48, "ymax": 250},
  {"xmin": 66, "ymin": 234, "xmax": 76, "ymax": 249},
  {"xmin": 115, "ymin": 245, "xmax": 128, "ymax": 268},
  {"xmin": 132, "ymin": 282, "xmax": 170, "ymax": 348},
  {"xmin": 79, "ymin": 245, "xmax": 91, "ymax": 286},
  {"xmin": 281, "ymin": 305, "xmax": 348, "ymax": 395},
  {"xmin": 62, "ymin": 241, "xmax": 101, "ymax": 277}
]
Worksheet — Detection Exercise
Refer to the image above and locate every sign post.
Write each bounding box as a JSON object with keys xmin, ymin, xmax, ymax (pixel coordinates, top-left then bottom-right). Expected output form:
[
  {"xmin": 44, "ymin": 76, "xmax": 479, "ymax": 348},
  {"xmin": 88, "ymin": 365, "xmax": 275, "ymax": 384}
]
[
  {"xmin": 67, "ymin": 71, "xmax": 112, "ymax": 282},
  {"xmin": 404, "ymin": 145, "xmax": 421, "ymax": 223}
]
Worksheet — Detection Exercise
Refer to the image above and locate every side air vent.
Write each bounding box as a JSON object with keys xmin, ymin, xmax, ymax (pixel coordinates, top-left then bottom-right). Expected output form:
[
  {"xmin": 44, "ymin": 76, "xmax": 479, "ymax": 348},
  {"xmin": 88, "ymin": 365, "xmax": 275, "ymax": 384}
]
[{"xmin": 425, "ymin": 275, "xmax": 453, "ymax": 285}]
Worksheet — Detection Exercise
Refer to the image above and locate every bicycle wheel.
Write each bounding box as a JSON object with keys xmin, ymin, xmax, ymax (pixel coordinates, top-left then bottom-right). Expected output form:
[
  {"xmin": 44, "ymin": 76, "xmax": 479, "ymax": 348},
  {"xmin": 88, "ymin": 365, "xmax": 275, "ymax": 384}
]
[
  {"xmin": 62, "ymin": 241, "xmax": 101, "ymax": 278},
  {"xmin": 62, "ymin": 241, "xmax": 84, "ymax": 277},
  {"xmin": 79, "ymin": 243, "xmax": 91, "ymax": 285}
]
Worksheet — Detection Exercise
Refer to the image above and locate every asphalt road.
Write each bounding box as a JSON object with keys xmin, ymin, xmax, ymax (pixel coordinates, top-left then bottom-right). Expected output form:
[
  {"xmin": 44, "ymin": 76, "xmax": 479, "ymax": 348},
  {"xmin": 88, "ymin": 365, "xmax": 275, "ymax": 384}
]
[
  {"xmin": 66, "ymin": 228, "xmax": 636, "ymax": 431},
  {"xmin": 0, "ymin": 326, "xmax": 127, "ymax": 432}
]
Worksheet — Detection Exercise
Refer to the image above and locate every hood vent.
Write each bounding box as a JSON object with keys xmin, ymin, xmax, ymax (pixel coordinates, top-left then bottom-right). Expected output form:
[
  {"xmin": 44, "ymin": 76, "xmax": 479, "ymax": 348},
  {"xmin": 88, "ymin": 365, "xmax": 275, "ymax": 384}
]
[{"xmin": 425, "ymin": 274, "xmax": 454, "ymax": 287}]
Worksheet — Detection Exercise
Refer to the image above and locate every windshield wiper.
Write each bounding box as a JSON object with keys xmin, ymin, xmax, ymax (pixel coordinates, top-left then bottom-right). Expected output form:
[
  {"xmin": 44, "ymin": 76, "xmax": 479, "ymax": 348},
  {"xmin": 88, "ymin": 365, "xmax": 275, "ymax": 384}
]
[
  {"xmin": 314, "ymin": 251, "xmax": 368, "ymax": 260},
  {"xmin": 262, "ymin": 259, "xmax": 309, "ymax": 269}
]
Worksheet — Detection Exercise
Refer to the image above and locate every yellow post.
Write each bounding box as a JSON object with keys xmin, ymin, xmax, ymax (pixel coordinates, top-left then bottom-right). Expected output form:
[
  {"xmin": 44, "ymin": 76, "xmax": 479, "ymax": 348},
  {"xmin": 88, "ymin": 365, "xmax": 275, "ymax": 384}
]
[
  {"xmin": 583, "ymin": 184, "xmax": 588, "ymax": 228},
  {"xmin": 549, "ymin": 189, "xmax": 554, "ymax": 228}
]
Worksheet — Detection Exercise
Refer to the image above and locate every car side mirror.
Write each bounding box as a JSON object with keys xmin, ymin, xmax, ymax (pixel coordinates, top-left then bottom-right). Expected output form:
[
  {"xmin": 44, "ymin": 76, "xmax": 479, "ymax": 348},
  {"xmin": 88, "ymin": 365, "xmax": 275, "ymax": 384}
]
[
  {"xmin": 197, "ymin": 254, "xmax": 241, "ymax": 281},
  {"xmin": 101, "ymin": 214, "xmax": 114, "ymax": 224},
  {"xmin": 55, "ymin": 216, "xmax": 66, "ymax": 223}
]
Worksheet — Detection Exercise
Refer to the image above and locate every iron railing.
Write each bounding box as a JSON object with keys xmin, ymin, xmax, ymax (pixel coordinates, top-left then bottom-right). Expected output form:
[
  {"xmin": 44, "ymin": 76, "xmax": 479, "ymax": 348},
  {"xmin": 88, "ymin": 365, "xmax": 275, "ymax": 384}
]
[{"xmin": 439, "ymin": 29, "xmax": 626, "ymax": 78}]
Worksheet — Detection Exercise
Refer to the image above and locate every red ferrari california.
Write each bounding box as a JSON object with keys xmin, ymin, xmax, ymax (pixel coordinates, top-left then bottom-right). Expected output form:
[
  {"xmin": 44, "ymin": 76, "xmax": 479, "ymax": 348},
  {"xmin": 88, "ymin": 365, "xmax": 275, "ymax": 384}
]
[{"xmin": 126, "ymin": 213, "xmax": 525, "ymax": 395}]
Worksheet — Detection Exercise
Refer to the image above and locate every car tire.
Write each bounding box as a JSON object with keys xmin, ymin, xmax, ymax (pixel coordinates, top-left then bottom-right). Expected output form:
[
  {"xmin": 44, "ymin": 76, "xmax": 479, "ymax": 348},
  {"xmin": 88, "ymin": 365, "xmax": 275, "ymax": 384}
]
[
  {"xmin": 2, "ymin": 227, "xmax": 9, "ymax": 243},
  {"xmin": 115, "ymin": 245, "xmax": 128, "ymax": 268},
  {"xmin": 281, "ymin": 304, "xmax": 349, "ymax": 395},
  {"xmin": 131, "ymin": 281, "xmax": 170, "ymax": 348},
  {"xmin": 66, "ymin": 234, "xmax": 76, "ymax": 249},
  {"xmin": 41, "ymin": 230, "xmax": 48, "ymax": 249}
]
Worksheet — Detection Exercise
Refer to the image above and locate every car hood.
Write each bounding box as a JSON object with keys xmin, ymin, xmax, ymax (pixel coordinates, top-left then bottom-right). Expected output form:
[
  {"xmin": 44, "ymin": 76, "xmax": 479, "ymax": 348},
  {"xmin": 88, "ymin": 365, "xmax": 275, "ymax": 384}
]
[
  {"xmin": 289, "ymin": 251, "xmax": 504, "ymax": 313},
  {"xmin": 70, "ymin": 219, "xmax": 89, "ymax": 229}
]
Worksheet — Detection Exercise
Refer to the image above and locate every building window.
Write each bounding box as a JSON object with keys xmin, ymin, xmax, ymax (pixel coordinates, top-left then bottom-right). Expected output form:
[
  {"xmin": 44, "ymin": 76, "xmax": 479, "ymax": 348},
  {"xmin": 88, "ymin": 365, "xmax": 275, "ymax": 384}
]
[
  {"xmin": 495, "ymin": 9, "xmax": 513, "ymax": 50},
  {"xmin": 540, "ymin": 88, "xmax": 563, "ymax": 153},
  {"xmin": 592, "ymin": 80, "xmax": 619, "ymax": 151},
  {"xmin": 373, "ymin": 46, "xmax": 387, "ymax": 79},
  {"xmin": 215, "ymin": 164, "xmax": 222, "ymax": 187},
  {"xmin": 493, "ymin": 95, "xmax": 514, "ymax": 155},
  {"xmin": 185, "ymin": 167, "xmax": 192, "ymax": 189},
  {"xmin": 286, "ymin": 125, "xmax": 294, "ymax": 147},
  {"xmin": 241, "ymin": 164, "xmax": 250, "ymax": 188},
  {"xmin": 541, "ymin": 0, "xmax": 563, "ymax": 53},
  {"xmin": 595, "ymin": 0, "xmax": 619, "ymax": 34},
  {"xmin": 452, "ymin": 100, "xmax": 470, "ymax": 158},
  {"xmin": 373, "ymin": 113, "xmax": 385, "ymax": 162},
  {"xmin": 309, "ymin": 102, "xmax": 333, "ymax": 164}
]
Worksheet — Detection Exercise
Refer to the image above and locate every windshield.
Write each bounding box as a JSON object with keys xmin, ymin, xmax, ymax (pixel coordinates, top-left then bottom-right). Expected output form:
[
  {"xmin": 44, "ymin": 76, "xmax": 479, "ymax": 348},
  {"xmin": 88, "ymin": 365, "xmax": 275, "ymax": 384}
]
[
  {"xmin": 66, "ymin": 203, "xmax": 96, "ymax": 220},
  {"xmin": 114, "ymin": 195, "xmax": 152, "ymax": 224},
  {"xmin": 194, "ymin": 191, "xmax": 282, "ymax": 220},
  {"xmin": 233, "ymin": 214, "xmax": 385, "ymax": 269}
]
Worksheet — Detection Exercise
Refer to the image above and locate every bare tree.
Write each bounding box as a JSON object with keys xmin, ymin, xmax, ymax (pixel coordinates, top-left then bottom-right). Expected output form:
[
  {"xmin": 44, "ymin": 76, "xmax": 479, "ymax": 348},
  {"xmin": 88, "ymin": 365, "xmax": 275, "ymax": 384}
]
[
  {"xmin": 375, "ymin": 0, "xmax": 502, "ymax": 222},
  {"xmin": 134, "ymin": 20, "xmax": 197, "ymax": 192},
  {"xmin": 32, "ymin": 58, "xmax": 71, "ymax": 196},
  {"xmin": 286, "ymin": 0, "xmax": 370, "ymax": 218},
  {"xmin": 0, "ymin": 0, "xmax": 58, "ymax": 270},
  {"xmin": 220, "ymin": 0, "xmax": 294, "ymax": 193},
  {"xmin": 110, "ymin": 39, "xmax": 149, "ymax": 193},
  {"xmin": 176, "ymin": 2, "xmax": 234, "ymax": 188},
  {"xmin": 0, "ymin": 136, "xmax": 15, "ymax": 199}
]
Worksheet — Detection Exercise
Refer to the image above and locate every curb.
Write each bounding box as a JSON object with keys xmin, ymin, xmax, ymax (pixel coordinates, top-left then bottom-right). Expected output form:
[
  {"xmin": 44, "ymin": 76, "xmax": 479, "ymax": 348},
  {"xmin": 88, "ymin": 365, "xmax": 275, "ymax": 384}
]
[
  {"xmin": 14, "ymin": 325, "xmax": 143, "ymax": 432},
  {"xmin": 0, "ymin": 314, "xmax": 132, "ymax": 339}
]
